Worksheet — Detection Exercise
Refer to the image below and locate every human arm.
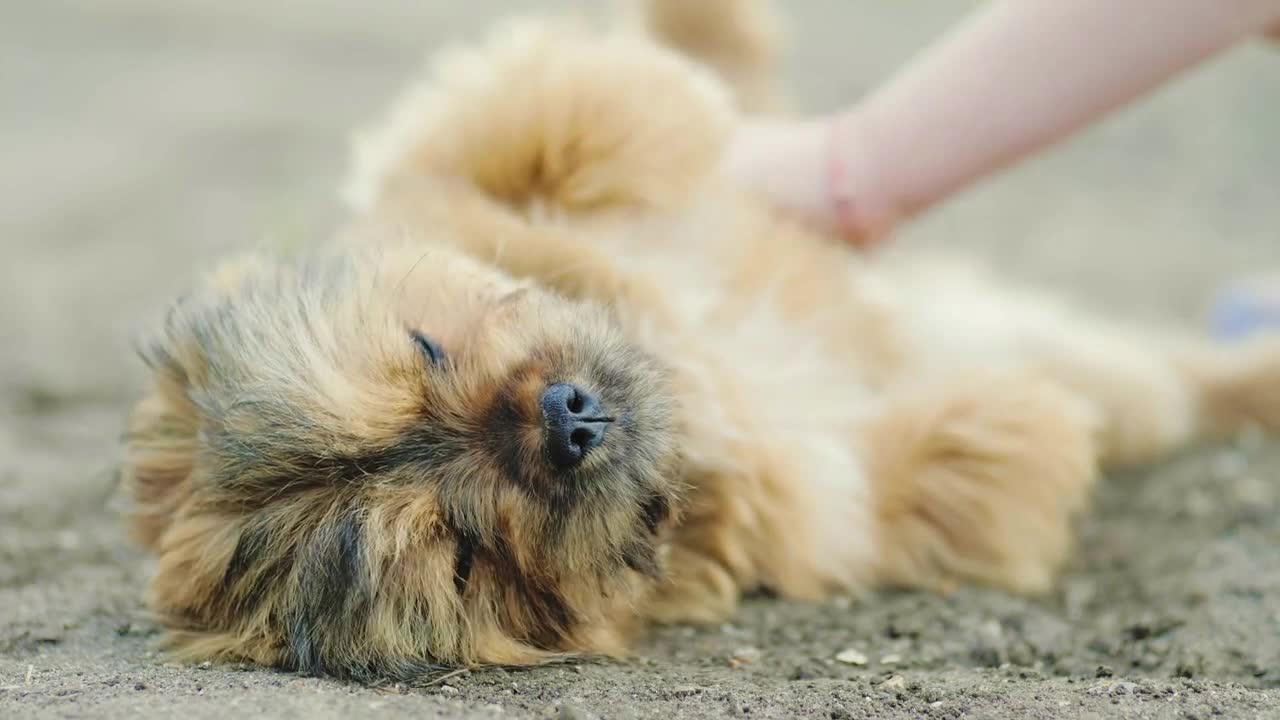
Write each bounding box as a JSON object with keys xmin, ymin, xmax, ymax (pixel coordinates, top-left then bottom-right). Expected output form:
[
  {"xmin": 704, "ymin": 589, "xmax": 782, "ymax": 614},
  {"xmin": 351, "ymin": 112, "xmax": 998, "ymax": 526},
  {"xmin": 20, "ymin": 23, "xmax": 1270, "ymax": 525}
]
[{"xmin": 725, "ymin": 0, "xmax": 1280, "ymax": 247}]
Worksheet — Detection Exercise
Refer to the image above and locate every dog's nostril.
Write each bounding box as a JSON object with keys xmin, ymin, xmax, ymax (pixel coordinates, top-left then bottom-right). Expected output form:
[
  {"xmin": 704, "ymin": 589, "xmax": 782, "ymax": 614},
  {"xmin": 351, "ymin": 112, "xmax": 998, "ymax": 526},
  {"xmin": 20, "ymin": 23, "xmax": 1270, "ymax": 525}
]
[
  {"xmin": 542, "ymin": 382, "xmax": 605, "ymax": 419},
  {"xmin": 541, "ymin": 383, "xmax": 612, "ymax": 469},
  {"xmin": 569, "ymin": 425, "xmax": 597, "ymax": 449}
]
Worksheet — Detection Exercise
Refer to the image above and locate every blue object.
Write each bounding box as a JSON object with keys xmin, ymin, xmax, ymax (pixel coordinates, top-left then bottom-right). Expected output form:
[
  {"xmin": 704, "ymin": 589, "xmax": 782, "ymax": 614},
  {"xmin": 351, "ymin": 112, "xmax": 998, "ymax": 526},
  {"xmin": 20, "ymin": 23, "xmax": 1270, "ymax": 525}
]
[{"xmin": 1210, "ymin": 283, "xmax": 1280, "ymax": 341}]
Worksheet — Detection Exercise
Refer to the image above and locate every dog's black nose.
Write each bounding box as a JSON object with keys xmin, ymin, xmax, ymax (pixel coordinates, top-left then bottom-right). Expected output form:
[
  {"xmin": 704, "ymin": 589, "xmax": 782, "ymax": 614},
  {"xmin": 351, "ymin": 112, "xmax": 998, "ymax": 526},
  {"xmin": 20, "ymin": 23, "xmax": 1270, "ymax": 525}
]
[{"xmin": 540, "ymin": 383, "xmax": 612, "ymax": 469}]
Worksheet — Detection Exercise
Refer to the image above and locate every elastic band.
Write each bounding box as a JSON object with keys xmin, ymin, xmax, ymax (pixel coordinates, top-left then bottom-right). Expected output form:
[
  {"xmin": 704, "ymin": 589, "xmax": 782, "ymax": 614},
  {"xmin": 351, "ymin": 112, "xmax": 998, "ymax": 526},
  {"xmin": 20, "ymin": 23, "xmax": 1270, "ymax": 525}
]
[
  {"xmin": 825, "ymin": 113, "xmax": 862, "ymax": 244},
  {"xmin": 824, "ymin": 113, "xmax": 891, "ymax": 249}
]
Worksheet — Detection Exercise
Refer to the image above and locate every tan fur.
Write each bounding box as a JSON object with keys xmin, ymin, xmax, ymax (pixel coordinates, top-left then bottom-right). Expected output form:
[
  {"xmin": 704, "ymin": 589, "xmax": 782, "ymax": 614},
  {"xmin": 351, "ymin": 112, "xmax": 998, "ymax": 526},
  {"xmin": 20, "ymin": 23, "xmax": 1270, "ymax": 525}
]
[
  {"xmin": 863, "ymin": 371, "xmax": 1098, "ymax": 594},
  {"xmin": 631, "ymin": 0, "xmax": 785, "ymax": 112},
  {"xmin": 122, "ymin": 0, "xmax": 1280, "ymax": 680}
]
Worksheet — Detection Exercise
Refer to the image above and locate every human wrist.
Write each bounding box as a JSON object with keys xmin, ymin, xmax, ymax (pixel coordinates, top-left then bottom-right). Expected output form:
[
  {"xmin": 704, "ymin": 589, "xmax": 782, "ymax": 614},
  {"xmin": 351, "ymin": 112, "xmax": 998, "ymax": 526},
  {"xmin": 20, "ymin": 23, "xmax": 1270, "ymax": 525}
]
[
  {"xmin": 723, "ymin": 114, "xmax": 899, "ymax": 248},
  {"xmin": 820, "ymin": 111, "xmax": 899, "ymax": 248}
]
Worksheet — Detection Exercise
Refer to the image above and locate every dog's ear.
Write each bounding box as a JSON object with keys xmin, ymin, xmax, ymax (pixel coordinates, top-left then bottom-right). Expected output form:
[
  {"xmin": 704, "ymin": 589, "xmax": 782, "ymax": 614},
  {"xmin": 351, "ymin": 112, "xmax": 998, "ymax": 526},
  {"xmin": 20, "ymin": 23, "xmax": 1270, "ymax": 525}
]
[
  {"xmin": 122, "ymin": 308, "xmax": 203, "ymax": 550},
  {"xmin": 121, "ymin": 256, "xmax": 265, "ymax": 550}
]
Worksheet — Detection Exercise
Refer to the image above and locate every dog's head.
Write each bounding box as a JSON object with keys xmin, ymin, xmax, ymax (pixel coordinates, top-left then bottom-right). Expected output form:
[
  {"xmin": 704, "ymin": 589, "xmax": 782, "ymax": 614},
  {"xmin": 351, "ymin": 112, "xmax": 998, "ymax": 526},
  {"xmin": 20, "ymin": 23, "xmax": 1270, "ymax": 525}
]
[{"xmin": 123, "ymin": 242, "xmax": 680, "ymax": 678}]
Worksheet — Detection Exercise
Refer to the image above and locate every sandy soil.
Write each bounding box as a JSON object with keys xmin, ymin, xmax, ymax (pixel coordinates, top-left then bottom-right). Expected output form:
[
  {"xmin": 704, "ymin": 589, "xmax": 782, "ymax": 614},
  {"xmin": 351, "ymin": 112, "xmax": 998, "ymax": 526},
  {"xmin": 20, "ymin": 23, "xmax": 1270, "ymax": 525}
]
[{"xmin": 3, "ymin": 2, "xmax": 1279, "ymax": 718}]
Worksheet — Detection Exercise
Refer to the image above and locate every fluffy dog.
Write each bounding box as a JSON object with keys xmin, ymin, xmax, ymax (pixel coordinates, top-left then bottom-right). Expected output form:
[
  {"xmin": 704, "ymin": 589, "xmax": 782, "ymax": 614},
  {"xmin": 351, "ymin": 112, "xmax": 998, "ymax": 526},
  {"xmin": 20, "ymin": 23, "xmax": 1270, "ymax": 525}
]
[{"xmin": 121, "ymin": 1, "xmax": 1280, "ymax": 680}]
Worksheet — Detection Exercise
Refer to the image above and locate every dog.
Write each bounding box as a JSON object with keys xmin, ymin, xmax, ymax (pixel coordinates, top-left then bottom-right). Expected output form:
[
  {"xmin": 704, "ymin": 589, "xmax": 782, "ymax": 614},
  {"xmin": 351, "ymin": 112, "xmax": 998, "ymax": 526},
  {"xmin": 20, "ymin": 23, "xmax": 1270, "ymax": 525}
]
[{"xmin": 121, "ymin": 0, "xmax": 1280, "ymax": 681}]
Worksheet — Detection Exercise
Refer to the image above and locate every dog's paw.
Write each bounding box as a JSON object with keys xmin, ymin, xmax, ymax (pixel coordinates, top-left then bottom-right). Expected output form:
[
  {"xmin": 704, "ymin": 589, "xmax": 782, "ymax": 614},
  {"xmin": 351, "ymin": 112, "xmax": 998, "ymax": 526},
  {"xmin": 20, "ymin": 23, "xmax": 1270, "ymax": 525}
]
[
  {"xmin": 643, "ymin": 545, "xmax": 740, "ymax": 625},
  {"xmin": 864, "ymin": 372, "xmax": 1100, "ymax": 594},
  {"xmin": 1197, "ymin": 335, "xmax": 1280, "ymax": 437}
]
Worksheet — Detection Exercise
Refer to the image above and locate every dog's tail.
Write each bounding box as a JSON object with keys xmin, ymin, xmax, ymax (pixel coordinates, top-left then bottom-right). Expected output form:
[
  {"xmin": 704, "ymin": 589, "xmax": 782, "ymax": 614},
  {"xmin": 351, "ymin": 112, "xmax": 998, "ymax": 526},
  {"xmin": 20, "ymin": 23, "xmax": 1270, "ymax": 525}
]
[
  {"xmin": 343, "ymin": 5, "xmax": 780, "ymax": 217},
  {"xmin": 630, "ymin": 0, "xmax": 784, "ymax": 113}
]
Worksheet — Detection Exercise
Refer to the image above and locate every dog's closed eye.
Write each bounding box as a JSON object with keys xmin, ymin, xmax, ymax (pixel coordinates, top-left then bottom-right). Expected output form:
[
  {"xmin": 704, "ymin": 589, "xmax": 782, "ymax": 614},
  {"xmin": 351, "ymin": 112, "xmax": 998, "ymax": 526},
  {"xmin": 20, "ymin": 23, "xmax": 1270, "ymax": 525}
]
[{"xmin": 410, "ymin": 330, "xmax": 447, "ymax": 366}]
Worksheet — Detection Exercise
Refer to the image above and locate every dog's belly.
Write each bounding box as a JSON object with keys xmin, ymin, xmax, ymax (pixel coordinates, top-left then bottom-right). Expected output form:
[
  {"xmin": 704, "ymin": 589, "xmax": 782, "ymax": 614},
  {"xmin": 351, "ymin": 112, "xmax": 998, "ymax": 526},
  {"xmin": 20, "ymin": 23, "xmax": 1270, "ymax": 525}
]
[{"xmin": 596, "ymin": 208, "xmax": 883, "ymax": 592}]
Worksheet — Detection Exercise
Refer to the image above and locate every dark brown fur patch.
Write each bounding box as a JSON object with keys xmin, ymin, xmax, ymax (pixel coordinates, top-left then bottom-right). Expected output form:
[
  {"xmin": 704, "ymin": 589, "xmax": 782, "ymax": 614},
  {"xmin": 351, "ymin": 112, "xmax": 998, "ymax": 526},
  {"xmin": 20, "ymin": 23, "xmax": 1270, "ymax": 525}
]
[
  {"xmin": 284, "ymin": 503, "xmax": 371, "ymax": 675},
  {"xmin": 485, "ymin": 534, "xmax": 577, "ymax": 649},
  {"xmin": 122, "ymin": 26, "xmax": 690, "ymax": 674},
  {"xmin": 220, "ymin": 514, "xmax": 296, "ymax": 618}
]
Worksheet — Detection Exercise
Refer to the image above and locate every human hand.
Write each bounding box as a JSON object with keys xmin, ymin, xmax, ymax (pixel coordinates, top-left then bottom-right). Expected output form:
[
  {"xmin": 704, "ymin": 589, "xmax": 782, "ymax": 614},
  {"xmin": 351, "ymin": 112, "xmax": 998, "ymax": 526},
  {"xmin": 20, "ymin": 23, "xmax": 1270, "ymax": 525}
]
[{"xmin": 721, "ymin": 116, "xmax": 896, "ymax": 251}]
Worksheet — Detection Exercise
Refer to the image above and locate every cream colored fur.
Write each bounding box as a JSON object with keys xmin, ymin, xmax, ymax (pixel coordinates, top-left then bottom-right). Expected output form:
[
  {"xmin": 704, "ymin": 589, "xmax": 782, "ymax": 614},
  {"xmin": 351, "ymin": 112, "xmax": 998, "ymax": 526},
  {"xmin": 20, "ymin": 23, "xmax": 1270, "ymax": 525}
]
[
  {"xmin": 121, "ymin": 3, "xmax": 1280, "ymax": 677},
  {"xmin": 338, "ymin": 6, "xmax": 1280, "ymax": 623}
]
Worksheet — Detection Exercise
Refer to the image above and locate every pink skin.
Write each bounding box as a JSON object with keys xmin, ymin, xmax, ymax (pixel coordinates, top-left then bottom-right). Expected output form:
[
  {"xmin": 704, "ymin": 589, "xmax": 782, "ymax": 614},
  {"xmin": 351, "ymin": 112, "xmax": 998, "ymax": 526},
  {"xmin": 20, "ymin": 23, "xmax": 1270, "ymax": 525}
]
[{"xmin": 725, "ymin": 0, "xmax": 1280, "ymax": 249}]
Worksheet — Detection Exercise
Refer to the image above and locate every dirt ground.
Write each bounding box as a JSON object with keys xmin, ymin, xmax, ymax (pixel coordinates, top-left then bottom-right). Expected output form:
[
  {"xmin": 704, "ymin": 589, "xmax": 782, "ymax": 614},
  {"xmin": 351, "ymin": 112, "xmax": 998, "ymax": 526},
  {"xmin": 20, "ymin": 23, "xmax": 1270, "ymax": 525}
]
[{"xmin": 3, "ymin": 2, "xmax": 1280, "ymax": 718}]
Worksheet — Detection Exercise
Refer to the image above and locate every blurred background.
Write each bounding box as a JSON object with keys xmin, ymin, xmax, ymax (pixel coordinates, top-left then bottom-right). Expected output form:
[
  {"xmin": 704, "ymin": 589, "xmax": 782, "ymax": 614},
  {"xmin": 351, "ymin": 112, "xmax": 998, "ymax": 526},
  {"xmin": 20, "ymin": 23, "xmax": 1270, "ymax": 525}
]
[
  {"xmin": 2, "ymin": 0, "xmax": 1280, "ymax": 409},
  {"xmin": 1, "ymin": 2, "xmax": 1278, "ymax": 716},
  {"xmin": 3, "ymin": 2, "xmax": 1278, "ymax": 407}
]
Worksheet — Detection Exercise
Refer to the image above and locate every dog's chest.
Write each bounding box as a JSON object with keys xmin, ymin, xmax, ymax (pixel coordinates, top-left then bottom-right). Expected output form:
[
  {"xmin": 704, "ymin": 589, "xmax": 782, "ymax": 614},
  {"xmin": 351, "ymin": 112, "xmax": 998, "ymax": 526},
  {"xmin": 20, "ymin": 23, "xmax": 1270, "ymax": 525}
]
[{"xmin": 591, "ymin": 208, "xmax": 882, "ymax": 587}]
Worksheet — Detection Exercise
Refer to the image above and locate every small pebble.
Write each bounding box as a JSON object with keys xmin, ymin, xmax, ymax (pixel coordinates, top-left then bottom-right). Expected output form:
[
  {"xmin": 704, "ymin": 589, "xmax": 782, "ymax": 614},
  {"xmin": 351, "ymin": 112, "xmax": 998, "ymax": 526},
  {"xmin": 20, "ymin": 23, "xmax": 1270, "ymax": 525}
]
[
  {"xmin": 439, "ymin": 685, "xmax": 459, "ymax": 695},
  {"xmin": 1113, "ymin": 681, "xmax": 1137, "ymax": 695},
  {"xmin": 728, "ymin": 646, "xmax": 762, "ymax": 668},
  {"xmin": 671, "ymin": 685, "xmax": 702, "ymax": 698},
  {"xmin": 835, "ymin": 649, "xmax": 868, "ymax": 666},
  {"xmin": 882, "ymin": 675, "xmax": 905, "ymax": 689},
  {"xmin": 880, "ymin": 654, "xmax": 902, "ymax": 665},
  {"xmin": 1087, "ymin": 679, "xmax": 1136, "ymax": 696}
]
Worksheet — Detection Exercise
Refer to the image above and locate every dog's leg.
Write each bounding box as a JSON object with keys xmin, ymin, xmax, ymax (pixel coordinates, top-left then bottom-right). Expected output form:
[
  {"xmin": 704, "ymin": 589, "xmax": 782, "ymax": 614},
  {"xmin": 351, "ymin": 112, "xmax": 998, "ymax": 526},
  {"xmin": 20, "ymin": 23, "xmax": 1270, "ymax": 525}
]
[
  {"xmin": 1176, "ymin": 335, "xmax": 1280, "ymax": 441},
  {"xmin": 633, "ymin": 0, "xmax": 784, "ymax": 112},
  {"xmin": 862, "ymin": 370, "xmax": 1099, "ymax": 594},
  {"xmin": 887, "ymin": 261, "xmax": 1280, "ymax": 467},
  {"xmin": 1025, "ymin": 331, "xmax": 1280, "ymax": 468},
  {"xmin": 642, "ymin": 463, "xmax": 824, "ymax": 626},
  {"xmin": 644, "ymin": 540, "xmax": 743, "ymax": 625},
  {"xmin": 985, "ymin": 317, "xmax": 1280, "ymax": 466},
  {"xmin": 344, "ymin": 19, "xmax": 738, "ymax": 218},
  {"xmin": 646, "ymin": 368, "xmax": 1103, "ymax": 611}
]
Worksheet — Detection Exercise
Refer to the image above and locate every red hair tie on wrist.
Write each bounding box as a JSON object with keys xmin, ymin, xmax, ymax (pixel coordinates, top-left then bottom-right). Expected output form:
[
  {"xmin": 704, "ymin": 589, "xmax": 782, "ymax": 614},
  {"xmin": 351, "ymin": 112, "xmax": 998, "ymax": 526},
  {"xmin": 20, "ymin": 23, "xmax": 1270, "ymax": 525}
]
[{"xmin": 824, "ymin": 114, "xmax": 887, "ymax": 251}]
